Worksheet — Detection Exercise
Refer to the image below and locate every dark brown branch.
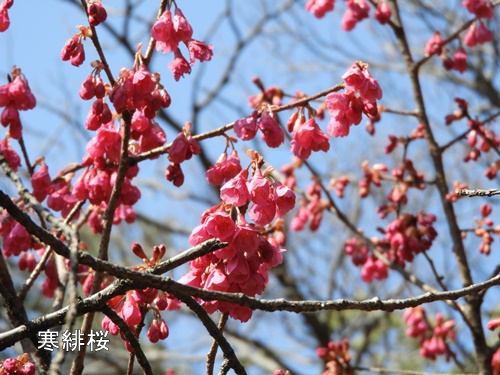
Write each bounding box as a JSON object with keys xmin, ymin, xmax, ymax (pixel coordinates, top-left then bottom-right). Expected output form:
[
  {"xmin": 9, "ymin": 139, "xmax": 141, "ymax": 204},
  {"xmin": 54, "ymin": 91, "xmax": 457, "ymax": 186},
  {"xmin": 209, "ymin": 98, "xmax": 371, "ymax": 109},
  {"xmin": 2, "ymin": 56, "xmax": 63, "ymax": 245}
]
[
  {"xmin": 206, "ymin": 313, "xmax": 229, "ymax": 375},
  {"xmin": 100, "ymin": 305, "xmax": 153, "ymax": 375},
  {"xmin": 3, "ymin": 269, "xmax": 500, "ymax": 352},
  {"xmin": 389, "ymin": 1, "xmax": 491, "ymax": 371}
]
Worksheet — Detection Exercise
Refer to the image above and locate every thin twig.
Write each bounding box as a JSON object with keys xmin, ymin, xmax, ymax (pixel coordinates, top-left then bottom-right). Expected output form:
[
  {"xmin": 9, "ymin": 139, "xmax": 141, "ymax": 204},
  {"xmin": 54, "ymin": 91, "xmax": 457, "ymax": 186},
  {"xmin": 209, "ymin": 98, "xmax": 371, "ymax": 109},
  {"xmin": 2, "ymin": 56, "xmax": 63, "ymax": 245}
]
[
  {"xmin": 170, "ymin": 292, "xmax": 247, "ymax": 375},
  {"xmin": 100, "ymin": 305, "xmax": 153, "ymax": 375},
  {"xmin": 131, "ymin": 83, "xmax": 345, "ymax": 162},
  {"xmin": 456, "ymin": 188, "xmax": 500, "ymax": 197},
  {"xmin": 207, "ymin": 313, "xmax": 229, "ymax": 375}
]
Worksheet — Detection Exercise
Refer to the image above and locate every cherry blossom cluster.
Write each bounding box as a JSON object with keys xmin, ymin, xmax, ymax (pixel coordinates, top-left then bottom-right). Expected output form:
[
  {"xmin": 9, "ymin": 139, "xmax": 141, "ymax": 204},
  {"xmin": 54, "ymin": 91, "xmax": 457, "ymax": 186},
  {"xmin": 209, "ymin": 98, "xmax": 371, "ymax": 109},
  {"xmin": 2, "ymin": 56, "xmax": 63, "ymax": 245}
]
[
  {"xmin": 0, "ymin": 208, "xmax": 60, "ymax": 297},
  {"xmin": 464, "ymin": 120, "xmax": 500, "ymax": 174},
  {"xmin": 63, "ymin": 59, "xmax": 175, "ymax": 231},
  {"xmin": 248, "ymin": 79, "xmax": 283, "ymax": 108},
  {"xmin": 403, "ymin": 308, "xmax": 456, "ymax": 361},
  {"xmin": 358, "ymin": 161, "xmax": 387, "ymax": 199},
  {"xmin": 423, "ymin": 0, "xmax": 493, "ymax": 74},
  {"xmin": 383, "ymin": 124, "xmax": 425, "ymax": 155},
  {"xmin": 444, "ymin": 98, "xmax": 500, "ymax": 178},
  {"xmin": 466, "ymin": 203, "xmax": 500, "ymax": 255},
  {"xmin": 60, "ymin": 1, "xmax": 107, "ymax": 67},
  {"xmin": 234, "ymin": 108, "xmax": 285, "ymax": 149},
  {"xmin": 344, "ymin": 236, "xmax": 386, "ymax": 283},
  {"xmin": 444, "ymin": 97, "xmax": 468, "ymax": 126},
  {"xmin": 1, "ymin": 212, "xmax": 35, "ymax": 288},
  {"xmin": 291, "ymin": 181, "xmax": 327, "ymax": 232},
  {"xmin": 326, "ymin": 62, "xmax": 382, "ymax": 138},
  {"xmin": 233, "ymin": 63, "xmax": 380, "ymax": 162},
  {"xmin": 165, "ymin": 122, "xmax": 200, "ymax": 187},
  {"xmin": 0, "ymin": 211, "xmax": 34, "ymax": 258},
  {"xmin": 61, "ymin": 26, "xmax": 91, "ymax": 67},
  {"xmin": 0, "ymin": 201, "xmax": 91, "ymax": 297},
  {"xmin": 179, "ymin": 152, "xmax": 295, "ymax": 321},
  {"xmin": 345, "ymin": 212, "xmax": 437, "ymax": 282},
  {"xmin": 388, "ymin": 159, "xmax": 425, "ymax": 210},
  {"xmin": 87, "ymin": 0, "xmax": 107, "ymax": 26},
  {"xmin": 329, "ymin": 175, "xmax": 350, "ymax": 198},
  {"xmin": 99, "ymin": 243, "xmax": 180, "ymax": 351},
  {"xmin": 462, "ymin": 0, "xmax": 494, "ymax": 47},
  {"xmin": 206, "ymin": 149, "xmax": 242, "ymax": 186},
  {"xmin": 0, "ymin": 67, "xmax": 36, "ymax": 139},
  {"xmin": 151, "ymin": 5, "xmax": 213, "ymax": 81},
  {"xmin": 288, "ymin": 110, "xmax": 330, "ymax": 160},
  {"xmin": 0, "ymin": 354, "xmax": 35, "ymax": 375},
  {"xmin": 358, "ymin": 156, "xmax": 426, "ymax": 219},
  {"xmin": 424, "ymin": 32, "xmax": 467, "ymax": 74},
  {"xmin": 305, "ymin": 0, "xmax": 391, "ymax": 29},
  {"xmin": 0, "ymin": 138, "xmax": 20, "ymax": 170},
  {"xmin": 316, "ymin": 338, "xmax": 353, "ymax": 375},
  {"xmin": 382, "ymin": 212, "xmax": 437, "ymax": 266},
  {"xmin": 0, "ymin": 0, "xmax": 13, "ymax": 32}
]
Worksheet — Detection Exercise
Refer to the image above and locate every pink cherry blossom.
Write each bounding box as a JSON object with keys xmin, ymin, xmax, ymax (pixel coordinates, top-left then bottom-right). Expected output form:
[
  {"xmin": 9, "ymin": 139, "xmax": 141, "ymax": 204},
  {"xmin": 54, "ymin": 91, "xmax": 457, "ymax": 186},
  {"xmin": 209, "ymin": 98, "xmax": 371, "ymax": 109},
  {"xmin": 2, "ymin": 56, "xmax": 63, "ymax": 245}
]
[
  {"xmin": 360, "ymin": 256, "xmax": 388, "ymax": 282},
  {"xmin": 374, "ymin": 1, "xmax": 391, "ymax": 24},
  {"xmin": 186, "ymin": 39, "xmax": 213, "ymax": 65},
  {"xmin": 476, "ymin": 21, "xmax": 493, "ymax": 44},
  {"xmin": 464, "ymin": 21, "xmax": 493, "ymax": 47},
  {"xmin": 204, "ymin": 212, "xmax": 236, "ymax": 241},
  {"xmin": 1, "ymin": 104, "xmax": 21, "ymax": 139},
  {"xmin": 234, "ymin": 112, "xmax": 258, "ymax": 141},
  {"xmin": 249, "ymin": 201, "xmax": 276, "ymax": 226},
  {"xmin": 273, "ymin": 183, "xmax": 296, "ymax": 217},
  {"xmin": 452, "ymin": 48, "xmax": 467, "ymax": 74},
  {"xmin": 341, "ymin": 0, "xmax": 369, "ymax": 31},
  {"xmin": 342, "ymin": 63, "xmax": 367, "ymax": 92},
  {"xmin": 31, "ymin": 165, "xmax": 52, "ymax": 202},
  {"xmin": 152, "ymin": 10, "xmax": 179, "ymax": 53},
  {"xmin": 305, "ymin": 0, "xmax": 335, "ymax": 18},
  {"xmin": 131, "ymin": 108, "xmax": 151, "ymax": 133},
  {"xmin": 159, "ymin": 319, "xmax": 169, "ymax": 339},
  {"xmin": 424, "ymin": 32, "xmax": 444, "ymax": 56},
  {"xmin": 137, "ymin": 120, "xmax": 167, "ymax": 154},
  {"xmin": 206, "ymin": 150, "xmax": 242, "ymax": 186},
  {"xmin": 165, "ymin": 162, "xmax": 184, "ymax": 187},
  {"xmin": 462, "ymin": 0, "xmax": 493, "ymax": 19},
  {"xmin": 133, "ymin": 64, "xmax": 156, "ymax": 95},
  {"xmin": 220, "ymin": 169, "xmax": 250, "ymax": 206},
  {"xmin": 0, "ymin": 139, "xmax": 19, "ymax": 171},
  {"xmin": 85, "ymin": 99, "xmax": 112, "ymax": 131},
  {"xmin": 258, "ymin": 110, "xmax": 284, "ymax": 148},
  {"xmin": 121, "ymin": 299, "xmax": 142, "ymax": 327},
  {"xmin": 9, "ymin": 76, "xmax": 36, "ymax": 110},
  {"xmin": 173, "ymin": 8, "xmax": 193, "ymax": 42},
  {"xmin": 88, "ymin": 0, "xmax": 107, "ymax": 26},
  {"xmin": 168, "ymin": 48, "xmax": 191, "ymax": 81},
  {"xmin": 2, "ymin": 220, "xmax": 32, "ymax": 256},
  {"xmin": 147, "ymin": 319, "xmax": 160, "ymax": 343},
  {"xmin": 247, "ymin": 168, "xmax": 271, "ymax": 205},
  {"xmin": 290, "ymin": 117, "xmax": 330, "ymax": 159},
  {"xmin": 359, "ymin": 69, "xmax": 382, "ymax": 102},
  {"xmin": 0, "ymin": 6, "xmax": 10, "ymax": 32},
  {"xmin": 326, "ymin": 92, "xmax": 351, "ymax": 137},
  {"xmin": 168, "ymin": 130, "xmax": 200, "ymax": 163},
  {"xmin": 79, "ymin": 74, "xmax": 96, "ymax": 100}
]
